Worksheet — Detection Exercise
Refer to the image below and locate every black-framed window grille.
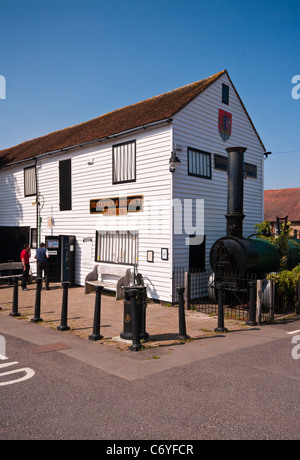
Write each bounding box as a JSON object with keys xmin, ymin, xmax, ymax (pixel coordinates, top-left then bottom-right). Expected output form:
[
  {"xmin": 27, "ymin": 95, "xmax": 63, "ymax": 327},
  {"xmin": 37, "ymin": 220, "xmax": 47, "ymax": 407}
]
[
  {"xmin": 59, "ymin": 159, "xmax": 72, "ymax": 211},
  {"xmin": 96, "ymin": 231, "xmax": 138, "ymax": 265},
  {"xmin": 24, "ymin": 165, "xmax": 37, "ymax": 197},
  {"xmin": 188, "ymin": 148, "xmax": 211, "ymax": 179},
  {"xmin": 113, "ymin": 140, "xmax": 136, "ymax": 184},
  {"xmin": 222, "ymin": 83, "xmax": 229, "ymax": 105}
]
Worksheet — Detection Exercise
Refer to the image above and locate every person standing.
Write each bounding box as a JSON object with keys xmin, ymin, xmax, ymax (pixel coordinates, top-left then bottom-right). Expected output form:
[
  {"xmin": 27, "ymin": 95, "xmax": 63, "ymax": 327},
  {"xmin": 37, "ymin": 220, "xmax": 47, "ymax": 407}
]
[
  {"xmin": 21, "ymin": 244, "xmax": 31, "ymax": 291},
  {"xmin": 35, "ymin": 242, "xmax": 50, "ymax": 290}
]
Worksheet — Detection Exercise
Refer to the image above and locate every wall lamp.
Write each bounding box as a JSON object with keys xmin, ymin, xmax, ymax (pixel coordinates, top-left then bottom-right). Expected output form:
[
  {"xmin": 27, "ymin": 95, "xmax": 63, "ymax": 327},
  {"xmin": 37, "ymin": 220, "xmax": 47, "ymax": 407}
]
[{"xmin": 169, "ymin": 151, "xmax": 181, "ymax": 173}]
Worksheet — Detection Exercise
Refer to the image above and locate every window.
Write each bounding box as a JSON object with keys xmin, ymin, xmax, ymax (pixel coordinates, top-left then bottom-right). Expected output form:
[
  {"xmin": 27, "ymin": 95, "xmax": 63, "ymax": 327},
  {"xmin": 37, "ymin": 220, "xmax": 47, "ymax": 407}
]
[
  {"xmin": 59, "ymin": 159, "xmax": 72, "ymax": 211},
  {"xmin": 188, "ymin": 148, "xmax": 211, "ymax": 179},
  {"xmin": 222, "ymin": 83, "xmax": 229, "ymax": 105},
  {"xmin": 113, "ymin": 141, "xmax": 136, "ymax": 184},
  {"xmin": 96, "ymin": 231, "xmax": 138, "ymax": 265},
  {"xmin": 189, "ymin": 235, "xmax": 206, "ymax": 271},
  {"xmin": 31, "ymin": 228, "xmax": 37, "ymax": 249},
  {"xmin": 24, "ymin": 166, "xmax": 36, "ymax": 197}
]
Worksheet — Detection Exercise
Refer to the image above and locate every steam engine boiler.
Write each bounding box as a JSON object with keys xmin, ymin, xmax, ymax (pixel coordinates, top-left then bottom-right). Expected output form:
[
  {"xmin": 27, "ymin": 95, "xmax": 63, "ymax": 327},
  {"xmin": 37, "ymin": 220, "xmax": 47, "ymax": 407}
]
[{"xmin": 209, "ymin": 147, "xmax": 300, "ymax": 277}]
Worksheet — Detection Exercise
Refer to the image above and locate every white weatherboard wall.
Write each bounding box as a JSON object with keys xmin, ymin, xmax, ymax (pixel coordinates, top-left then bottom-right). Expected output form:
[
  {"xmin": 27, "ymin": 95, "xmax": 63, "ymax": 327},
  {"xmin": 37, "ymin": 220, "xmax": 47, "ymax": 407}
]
[
  {"xmin": 172, "ymin": 73, "xmax": 265, "ymax": 270},
  {"xmin": 0, "ymin": 75, "xmax": 265, "ymax": 303},
  {"xmin": 0, "ymin": 162, "xmax": 36, "ymax": 228},
  {"xmin": 29, "ymin": 123, "xmax": 172, "ymax": 301}
]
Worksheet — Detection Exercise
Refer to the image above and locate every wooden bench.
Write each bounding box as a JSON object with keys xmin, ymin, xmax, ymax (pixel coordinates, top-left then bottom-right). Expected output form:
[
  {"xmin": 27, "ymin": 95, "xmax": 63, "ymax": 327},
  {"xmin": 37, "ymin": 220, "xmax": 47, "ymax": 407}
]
[
  {"xmin": 85, "ymin": 265, "xmax": 132, "ymax": 300},
  {"xmin": 0, "ymin": 262, "xmax": 23, "ymax": 283}
]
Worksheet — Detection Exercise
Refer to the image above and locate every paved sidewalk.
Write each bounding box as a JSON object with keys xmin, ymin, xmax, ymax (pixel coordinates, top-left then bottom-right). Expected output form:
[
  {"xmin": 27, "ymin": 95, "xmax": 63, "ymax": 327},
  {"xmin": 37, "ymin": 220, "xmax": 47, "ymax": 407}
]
[{"xmin": 0, "ymin": 281, "xmax": 251, "ymax": 351}]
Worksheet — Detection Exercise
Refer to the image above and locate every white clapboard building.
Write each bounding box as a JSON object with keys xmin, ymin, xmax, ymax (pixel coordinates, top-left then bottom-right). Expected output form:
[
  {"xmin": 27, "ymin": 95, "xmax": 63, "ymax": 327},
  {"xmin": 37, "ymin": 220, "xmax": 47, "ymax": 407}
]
[{"xmin": 0, "ymin": 70, "xmax": 265, "ymax": 302}]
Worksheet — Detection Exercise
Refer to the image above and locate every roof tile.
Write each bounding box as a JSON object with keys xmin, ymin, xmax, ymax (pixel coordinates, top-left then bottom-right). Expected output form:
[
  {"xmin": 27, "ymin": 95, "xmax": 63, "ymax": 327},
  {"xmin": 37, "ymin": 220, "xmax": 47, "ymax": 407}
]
[
  {"xmin": 0, "ymin": 70, "xmax": 226, "ymax": 167},
  {"xmin": 264, "ymin": 188, "xmax": 300, "ymax": 222}
]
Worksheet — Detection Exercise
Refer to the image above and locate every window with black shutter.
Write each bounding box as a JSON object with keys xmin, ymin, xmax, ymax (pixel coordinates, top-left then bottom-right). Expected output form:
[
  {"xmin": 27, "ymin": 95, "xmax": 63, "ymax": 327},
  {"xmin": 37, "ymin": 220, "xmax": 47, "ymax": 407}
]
[
  {"xmin": 189, "ymin": 235, "xmax": 206, "ymax": 271},
  {"xmin": 59, "ymin": 159, "xmax": 72, "ymax": 211}
]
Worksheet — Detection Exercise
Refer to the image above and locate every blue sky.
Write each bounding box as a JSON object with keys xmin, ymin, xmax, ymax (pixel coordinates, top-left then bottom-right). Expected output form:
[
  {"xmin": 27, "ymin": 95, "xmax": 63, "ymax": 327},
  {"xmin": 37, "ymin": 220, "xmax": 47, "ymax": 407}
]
[{"xmin": 0, "ymin": 0, "xmax": 299, "ymax": 190}]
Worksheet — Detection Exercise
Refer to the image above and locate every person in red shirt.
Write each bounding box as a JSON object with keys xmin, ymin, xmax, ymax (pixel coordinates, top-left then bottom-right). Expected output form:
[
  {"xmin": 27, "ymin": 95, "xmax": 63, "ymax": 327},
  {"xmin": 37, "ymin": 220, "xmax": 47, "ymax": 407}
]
[{"xmin": 20, "ymin": 244, "xmax": 31, "ymax": 291}]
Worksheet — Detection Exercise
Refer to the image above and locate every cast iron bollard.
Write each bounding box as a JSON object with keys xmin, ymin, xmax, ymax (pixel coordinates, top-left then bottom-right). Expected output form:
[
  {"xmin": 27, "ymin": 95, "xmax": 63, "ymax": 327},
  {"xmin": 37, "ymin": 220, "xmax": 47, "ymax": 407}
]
[
  {"xmin": 128, "ymin": 289, "xmax": 143, "ymax": 352},
  {"xmin": 89, "ymin": 285, "xmax": 104, "ymax": 341},
  {"xmin": 214, "ymin": 283, "xmax": 228, "ymax": 333},
  {"xmin": 31, "ymin": 278, "xmax": 43, "ymax": 323},
  {"xmin": 246, "ymin": 280, "xmax": 257, "ymax": 326},
  {"xmin": 176, "ymin": 287, "xmax": 190, "ymax": 340},
  {"xmin": 57, "ymin": 281, "xmax": 71, "ymax": 331},
  {"xmin": 10, "ymin": 277, "xmax": 20, "ymax": 317},
  {"xmin": 120, "ymin": 286, "xmax": 148, "ymax": 341}
]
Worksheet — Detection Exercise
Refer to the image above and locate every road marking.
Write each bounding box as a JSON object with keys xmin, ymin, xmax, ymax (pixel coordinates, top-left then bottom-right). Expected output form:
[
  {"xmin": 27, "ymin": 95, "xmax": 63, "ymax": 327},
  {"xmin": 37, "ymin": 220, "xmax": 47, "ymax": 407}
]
[
  {"xmin": 0, "ymin": 367, "xmax": 35, "ymax": 386},
  {"xmin": 0, "ymin": 335, "xmax": 35, "ymax": 386},
  {"xmin": 287, "ymin": 330, "xmax": 300, "ymax": 335},
  {"xmin": 0, "ymin": 361, "xmax": 19, "ymax": 369}
]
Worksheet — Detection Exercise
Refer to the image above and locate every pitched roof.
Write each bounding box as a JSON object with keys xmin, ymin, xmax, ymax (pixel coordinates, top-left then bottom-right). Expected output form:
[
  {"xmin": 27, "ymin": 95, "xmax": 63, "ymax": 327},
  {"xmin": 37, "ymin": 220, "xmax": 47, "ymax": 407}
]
[
  {"xmin": 0, "ymin": 69, "xmax": 265, "ymax": 167},
  {"xmin": 264, "ymin": 188, "xmax": 300, "ymax": 222}
]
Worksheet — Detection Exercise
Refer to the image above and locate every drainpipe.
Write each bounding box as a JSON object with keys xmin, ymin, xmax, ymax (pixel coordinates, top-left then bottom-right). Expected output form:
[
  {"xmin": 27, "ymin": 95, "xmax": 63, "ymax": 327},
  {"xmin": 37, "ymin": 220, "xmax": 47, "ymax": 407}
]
[{"xmin": 35, "ymin": 158, "xmax": 41, "ymax": 247}]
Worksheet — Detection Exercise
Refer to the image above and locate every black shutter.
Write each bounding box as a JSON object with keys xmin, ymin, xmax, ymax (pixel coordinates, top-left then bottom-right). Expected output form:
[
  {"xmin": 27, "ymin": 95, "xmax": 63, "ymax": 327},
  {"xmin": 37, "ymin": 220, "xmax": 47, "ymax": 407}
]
[
  {"xmin": 222, "ymin": 84, "xmax": 229, "ymax": 105},
  {"xmin": 59, "ymin": 159, "xmax": 72, "ymax": 211},
  {"xmin": 189, "ymin": 235, "xmax": 206, "ymax": 271}
]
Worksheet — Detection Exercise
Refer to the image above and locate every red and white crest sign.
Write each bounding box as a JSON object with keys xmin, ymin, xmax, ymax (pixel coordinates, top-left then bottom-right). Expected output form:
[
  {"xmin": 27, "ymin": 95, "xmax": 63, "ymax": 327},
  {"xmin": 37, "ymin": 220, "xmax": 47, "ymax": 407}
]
[{"xmin": 218, "ymin": 109, "xmax": 232, "ymax": 141}]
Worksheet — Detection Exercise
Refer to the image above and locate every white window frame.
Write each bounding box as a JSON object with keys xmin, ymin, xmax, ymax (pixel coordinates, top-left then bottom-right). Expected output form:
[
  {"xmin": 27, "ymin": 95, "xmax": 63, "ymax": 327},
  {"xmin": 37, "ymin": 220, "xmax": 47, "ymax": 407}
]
[
  {"xmin": 24, "ymin": 165, "xmax": 37, "ymax": 197},
  {"xmin": 96, "ymin": 231, "xmax": 138, "ymax": 265},
  {"xmin": 112, "ymin": 140, "xmax": 136, "ymax": 184}
]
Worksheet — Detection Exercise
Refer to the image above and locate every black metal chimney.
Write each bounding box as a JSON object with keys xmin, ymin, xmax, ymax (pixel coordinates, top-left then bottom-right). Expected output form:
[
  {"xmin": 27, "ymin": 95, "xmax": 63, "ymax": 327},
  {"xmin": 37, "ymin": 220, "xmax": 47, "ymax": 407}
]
[{"xmin": 225, "ymin": 147, "xmax": 247, "ymax": 238}]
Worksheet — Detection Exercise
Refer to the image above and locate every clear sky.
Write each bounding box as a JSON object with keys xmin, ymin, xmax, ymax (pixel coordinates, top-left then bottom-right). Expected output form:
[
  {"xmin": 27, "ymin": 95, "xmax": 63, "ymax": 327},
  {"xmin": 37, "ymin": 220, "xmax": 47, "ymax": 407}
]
[{"xmin": 0, "ymin": 0, "xmax": 299, "ymax": 191}]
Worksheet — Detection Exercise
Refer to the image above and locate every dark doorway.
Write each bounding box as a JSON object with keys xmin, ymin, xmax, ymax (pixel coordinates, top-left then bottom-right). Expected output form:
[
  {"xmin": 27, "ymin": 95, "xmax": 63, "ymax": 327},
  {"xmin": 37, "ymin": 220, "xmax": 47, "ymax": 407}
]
[{"xmin": 0, "ymin": 226, "xmax": 30, "ymax": 263}]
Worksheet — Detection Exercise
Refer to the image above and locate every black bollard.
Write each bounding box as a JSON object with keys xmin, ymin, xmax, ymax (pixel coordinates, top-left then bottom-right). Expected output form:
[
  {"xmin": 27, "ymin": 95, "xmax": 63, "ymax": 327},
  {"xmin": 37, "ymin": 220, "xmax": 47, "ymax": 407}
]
[
  {"xmin": 57, "ymin": 281, "xmax": 71, "ymax": 331},
  {"xmin": 246, "ymin": 280, "xmax": 257, "ymax": 326},
  {"xmin": 128, "ymin": 289, "xmax": 143, "ymax": 352},
  {"xmin": 89, "ymin": 285, "xmax": 104, "ymax": 341},
  {"xmin": 214, "ymin": 283, "xmax": 228, "ymax": 333},
  {"xmin": 31, "ymin": 278, "xmax": 43, "ymax": 323},
  {"xmin": 176, "ymin": 287, "xmax": 190, "ymax": 340},
  {"xmin": 10, "ymin": 277, "xmax": 20, "ymax": 317}
]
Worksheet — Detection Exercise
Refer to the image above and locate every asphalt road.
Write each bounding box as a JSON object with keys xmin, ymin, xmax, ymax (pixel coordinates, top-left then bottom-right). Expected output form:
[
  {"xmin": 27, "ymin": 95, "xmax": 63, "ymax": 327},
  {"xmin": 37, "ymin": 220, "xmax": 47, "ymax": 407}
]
[{"xmin": 0, "ymin": 315, "xmax": 299, "ymax": 441}]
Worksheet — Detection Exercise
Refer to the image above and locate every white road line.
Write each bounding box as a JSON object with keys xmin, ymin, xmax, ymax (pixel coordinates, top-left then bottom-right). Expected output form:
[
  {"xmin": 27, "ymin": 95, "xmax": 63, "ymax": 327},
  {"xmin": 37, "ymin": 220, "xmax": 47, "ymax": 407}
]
[
  {"xmin": 0, "ymin": 368, "xmax": 35, "ymax": 386},
  {"xmin": 0, "ymin": 361, "xmax": 19, "ymax": 369},
  {"xmin": 287, "ymin": 330, "xmax": 300, "ymax": 335}
]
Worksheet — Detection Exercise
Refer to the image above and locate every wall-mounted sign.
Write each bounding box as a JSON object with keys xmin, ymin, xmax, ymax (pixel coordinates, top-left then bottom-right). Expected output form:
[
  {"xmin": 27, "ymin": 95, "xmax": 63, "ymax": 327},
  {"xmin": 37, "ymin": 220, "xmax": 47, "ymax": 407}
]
[
  {"xmin": 214, "ymin": 154, "xmax": 257, "ymax": 178},
  {"xmin": 90, "ymin": 195, "xmax": 143, "ymax": 215},
  {"xmin": 218, "ymin": 109, "xmax": 232, "ymax": 141}
]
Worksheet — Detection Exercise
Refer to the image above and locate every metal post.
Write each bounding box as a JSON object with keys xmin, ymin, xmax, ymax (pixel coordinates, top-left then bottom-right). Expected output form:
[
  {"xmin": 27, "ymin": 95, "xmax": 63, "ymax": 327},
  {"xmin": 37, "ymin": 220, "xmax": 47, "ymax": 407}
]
[
  {"xmin": 128, "ymin": 289, "xmax": 142, "ymax": 352},
  {"xmin": 270, "ymin": 279, "xmax": 275, "ymax": 321},
  {"xmin": 214, "ymin": 283, "xmax": 228, "ymax": 333},
  {"xmin": 31, "ymin": 278, "xmax": 43, "ymax": 323},
  {"xmin": 176, "ymin": 287, "xmax": 190, "ymax": 340},
  {"xmin": 57, "ymin": 281, "xmax": 71, "ymax": 331},
  {"xmin": 89, "ymin": 285, "xmax": 104, "ymax": 341},
  {"xmin": 256, "ymin": 280, "xmax": 263, "ymax": 325},
  {"xmin": 10, "ymin": 277, "xmax": 20, "ymax": 317},
  {"xmin": 246, "ymin": 280, "xmax": 257, "ymax": 326},
  {"xmin": 184, "ymin": 271, "xmax": 190, "ymax": 310}
]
